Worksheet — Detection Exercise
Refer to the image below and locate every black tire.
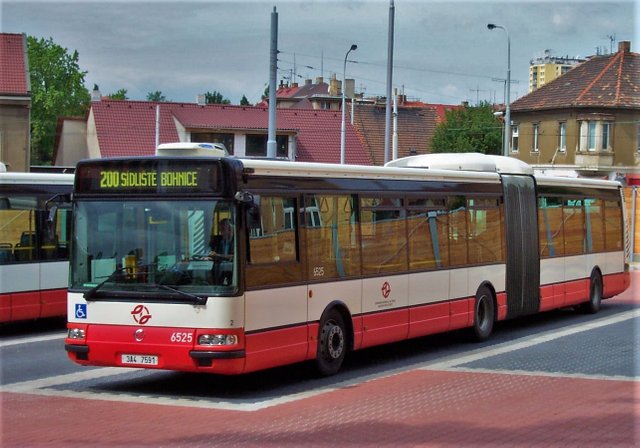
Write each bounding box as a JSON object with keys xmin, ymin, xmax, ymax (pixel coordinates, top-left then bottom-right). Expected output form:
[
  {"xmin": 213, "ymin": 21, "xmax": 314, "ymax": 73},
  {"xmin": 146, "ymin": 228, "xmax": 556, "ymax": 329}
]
[
  {"xmin": 316, "ymin": 309, "xmax": 347, "ymax": 376},
  {"xmin": 471, "ymin": 285, "xmax": 495, "ymax": 342},
  {"xmin": 581, "ymin": 271, "xmax": 603, "ymax": 314}
]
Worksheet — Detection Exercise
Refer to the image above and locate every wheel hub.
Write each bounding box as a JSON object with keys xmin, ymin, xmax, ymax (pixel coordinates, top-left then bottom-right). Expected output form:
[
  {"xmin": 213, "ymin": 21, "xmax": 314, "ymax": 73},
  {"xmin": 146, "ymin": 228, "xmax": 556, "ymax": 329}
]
[{"xmin": 327, "ymin": 325, "xmax": 344, "ymax": 359}]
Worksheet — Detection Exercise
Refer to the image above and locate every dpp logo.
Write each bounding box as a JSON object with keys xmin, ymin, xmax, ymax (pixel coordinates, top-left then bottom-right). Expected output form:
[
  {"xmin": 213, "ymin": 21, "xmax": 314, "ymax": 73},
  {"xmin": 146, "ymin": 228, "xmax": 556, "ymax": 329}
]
[{"xmin": 131, "ymin": 304, "xmax": 152, "ymax": 325}]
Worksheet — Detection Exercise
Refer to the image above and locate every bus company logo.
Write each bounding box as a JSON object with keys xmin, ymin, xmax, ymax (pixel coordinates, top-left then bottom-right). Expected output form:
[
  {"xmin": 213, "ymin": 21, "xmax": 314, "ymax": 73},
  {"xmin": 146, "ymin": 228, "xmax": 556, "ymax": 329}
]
[
  {"xmin": 381, "ymin": 281, "xmax": 391, "ymax": 299},
  {"xmin": 131, "ymin": 304, "xmax": 152, "ymax": 325}
]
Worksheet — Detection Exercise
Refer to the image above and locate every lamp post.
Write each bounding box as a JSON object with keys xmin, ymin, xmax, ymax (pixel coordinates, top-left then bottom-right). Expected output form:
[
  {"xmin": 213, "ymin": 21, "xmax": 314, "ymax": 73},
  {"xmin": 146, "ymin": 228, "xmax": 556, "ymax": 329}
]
[
  {"xmin": 488, "ymin": 23, "xmax": 510, "ymax": 157},
  {"xmin": 341, "ymin": 44, "xmax": 357, "ymax": 164}
]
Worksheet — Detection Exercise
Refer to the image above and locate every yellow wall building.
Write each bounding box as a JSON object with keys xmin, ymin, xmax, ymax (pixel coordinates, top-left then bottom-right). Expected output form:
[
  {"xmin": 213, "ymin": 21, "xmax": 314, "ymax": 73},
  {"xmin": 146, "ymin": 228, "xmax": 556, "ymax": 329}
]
[{"xmin": 529, "ymin": 50, "xmax": 585, "ymax": 92}]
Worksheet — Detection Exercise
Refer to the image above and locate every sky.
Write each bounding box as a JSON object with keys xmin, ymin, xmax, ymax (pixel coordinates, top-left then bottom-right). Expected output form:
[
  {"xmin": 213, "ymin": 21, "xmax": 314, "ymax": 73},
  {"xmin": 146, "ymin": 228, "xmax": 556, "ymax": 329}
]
[{"xmin": 1, "ymin": 0, "xmax": 637, "ymax": 106}]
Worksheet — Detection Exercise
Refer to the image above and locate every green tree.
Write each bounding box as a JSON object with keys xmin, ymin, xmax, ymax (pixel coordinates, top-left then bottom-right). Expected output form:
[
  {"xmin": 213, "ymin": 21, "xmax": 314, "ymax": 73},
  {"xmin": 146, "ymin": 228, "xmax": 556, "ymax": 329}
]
[
  {"xmin": 240, "ymin": 94, "xmax": 251, "ymax": 106},
  {"xmin": 27, "ymin": 36, "xmax": 90, "ymax": 165},
  {"xmin": 204, "ymin": 91, "xmax": 231, "ymax": 104},
  {"xmin": 147, "ymin": 91, "xmax": 167, "ymax": 102},
  {"xmin": 431, "ymin": 102, "xmax": 502, "ymax": 155},
  {"xmin": 107, "ymin": 88, "xmax": 128, "ymax": 100}
]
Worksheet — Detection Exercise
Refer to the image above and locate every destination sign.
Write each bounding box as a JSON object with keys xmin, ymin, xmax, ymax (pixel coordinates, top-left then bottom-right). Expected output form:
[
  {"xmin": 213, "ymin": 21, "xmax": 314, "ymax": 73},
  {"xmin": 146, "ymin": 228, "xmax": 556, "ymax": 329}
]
[
  {"xmin": 75, "ymin": 159, "xmax": 222, "ymax": 195},
  {"xmin": 99, "ymin": 170, "xmax": 198, "ymax": 188}
]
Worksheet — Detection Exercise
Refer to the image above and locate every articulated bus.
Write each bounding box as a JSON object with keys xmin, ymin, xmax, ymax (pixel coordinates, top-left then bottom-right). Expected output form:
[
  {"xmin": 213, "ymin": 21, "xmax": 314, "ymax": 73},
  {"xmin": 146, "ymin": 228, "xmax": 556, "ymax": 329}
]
[
  {"xmin": 0, "ymin": 171, "xmax": 73, "ymax": 323},
  {"xmin": 65, "ymin": 147, "xmax": 630, "ymax": 375}
]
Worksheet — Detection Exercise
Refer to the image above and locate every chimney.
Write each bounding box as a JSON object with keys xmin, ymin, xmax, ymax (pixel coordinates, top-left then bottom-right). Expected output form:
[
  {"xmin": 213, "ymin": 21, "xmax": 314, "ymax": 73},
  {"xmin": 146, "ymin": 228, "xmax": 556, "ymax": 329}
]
[
  {"xmin": 305, "ymin": 79, "xmax": 312, "ymax": 85},
  {"xmin": 196, "ymin": 94, "xmax": 206, "ymax": 105},
  {"xmin": 316, "ymin": 76, "xmax": 324, "ymax": 85},
  {"xmin": 344, "ymin": 79, "xmax": 355, "ymax": 99},
  {"xmin": 329, "ymin": 73, "xmax": 339, "ymax": 96},
  {"xmin": 619, "ymin": 41, "xmax": 631, "ymax": 53},
  {"xmin": 91, "ymin": 84, "xmax": 101, "ymax": 102}
]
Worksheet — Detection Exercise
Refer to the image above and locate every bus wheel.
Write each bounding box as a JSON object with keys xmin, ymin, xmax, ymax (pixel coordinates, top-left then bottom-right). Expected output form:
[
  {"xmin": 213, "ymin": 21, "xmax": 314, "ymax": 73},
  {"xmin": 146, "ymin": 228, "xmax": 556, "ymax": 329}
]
[
  {"xmin": 316, "ymin": 309, "xmax": 347, "ymax": 376},
  {"xmin": 471, "ymin": 285, "xmax": 495, "ymax": 342},
  {"xmin": 581, "ymin": 271, "xmax": 603, "ymax": 314}
]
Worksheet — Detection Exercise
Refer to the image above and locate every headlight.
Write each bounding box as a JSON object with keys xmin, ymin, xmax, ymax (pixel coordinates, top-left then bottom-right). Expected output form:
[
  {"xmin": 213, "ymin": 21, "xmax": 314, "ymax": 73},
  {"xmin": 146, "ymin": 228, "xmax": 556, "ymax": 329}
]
[
  {"xmin": 198, "ymin": 334, "xmax": 238, "ymax": 346},
  {"xmin": 67, "ymin": 328, "xmax": 86, "ymax": 340}
]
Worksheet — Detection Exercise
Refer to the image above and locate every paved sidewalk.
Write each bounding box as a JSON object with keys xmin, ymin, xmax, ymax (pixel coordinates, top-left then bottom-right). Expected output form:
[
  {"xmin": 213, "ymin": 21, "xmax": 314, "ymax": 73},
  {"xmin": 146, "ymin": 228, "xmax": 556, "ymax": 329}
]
[{"xmin": 1, "ymin": 271, "xmax": 638, "ymax": 447}]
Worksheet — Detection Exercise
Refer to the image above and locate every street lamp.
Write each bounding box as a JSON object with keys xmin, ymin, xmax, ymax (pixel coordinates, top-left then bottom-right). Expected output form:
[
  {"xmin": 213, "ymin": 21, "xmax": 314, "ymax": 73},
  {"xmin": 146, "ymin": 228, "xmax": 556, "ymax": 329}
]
[
  {"xmin": 340, "ymin": 44, "xmax": 357, "ymax": 164},
  {"xmin": 488, "ymin": 23, "xmax": 510, "ymax": 157}
]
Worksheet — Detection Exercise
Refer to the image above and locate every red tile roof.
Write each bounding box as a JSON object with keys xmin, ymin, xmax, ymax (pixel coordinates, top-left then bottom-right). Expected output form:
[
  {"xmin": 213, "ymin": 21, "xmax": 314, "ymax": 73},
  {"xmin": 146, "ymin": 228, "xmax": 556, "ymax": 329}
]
[
  {"xmin": 90, "ymin": 100, "xmax": 371, "ymax": 165},
  {"xmin": 512, "ymin": 42, "xmax": 640, "ymax": 111},
  {"xmin": 352, "ymin": 104, "xmax": 441, "ymax": 166},
  {"xmin": 91, "ymin": 101, "xmax": 179, "ymax": 157},
  {"xmin": 0, "ymin": 33, "xmax": 29, "ymax": 96}
]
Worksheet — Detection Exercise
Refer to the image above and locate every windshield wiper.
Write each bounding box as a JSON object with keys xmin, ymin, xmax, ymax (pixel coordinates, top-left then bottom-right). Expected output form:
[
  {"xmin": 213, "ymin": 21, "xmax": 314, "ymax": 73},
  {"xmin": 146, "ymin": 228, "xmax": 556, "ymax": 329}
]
[
  {"xmin": 83, "ymin": 265, "xmax": 155, "ymax": 301},
  {"xmin": 154, "ymin": 284, "xmax": 208, "ymax": 305},
  {"xmin": 83, "ymin": 267, "xmax": 128, "ymax": 300}
]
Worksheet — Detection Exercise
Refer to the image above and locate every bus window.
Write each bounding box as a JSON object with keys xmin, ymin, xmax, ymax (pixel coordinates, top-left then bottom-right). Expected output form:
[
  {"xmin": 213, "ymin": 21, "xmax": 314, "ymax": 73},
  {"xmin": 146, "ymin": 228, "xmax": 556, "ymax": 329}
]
[
  {"xmin": 1, "ymin": 196, "xmax": 37, "ymax": 263},
  {"xmin": 71, "ymin": 199, "xmax": 236, "ymax": 294},
  {"xmin": 245, "ymin": 195, "xmax": 302, "ymax": 288},
  {"xmin": 407, "ymin": 197, "xmax": 448, "ymax": 270},
  {"xmin": 448, "ymin": 195, "xmax": 468, "ymax": 266},
  {"xmin": 585, "ymin": 198, "xmax": 605, "ymax": 253},
  {"xmin": 604, "ymin": 200, "xmax": 623, "ymax": 251},
  {"xmin": 305, "ymin": 194, "xmax": 360, "ymax": 280},
  {"xmin": 361, "ymin": 196, "xmax": 407, "ymax": 274},
  {"xmin": 563, "ymin": 199, "xmax": 585, "ymax": 256},
  {"xmin": 538, "ymin": 196, "xmax": 565, "ymax": 258},
  {"xmin": 467, "ymin": 197, "xmax": 504, "ymax": 265}
]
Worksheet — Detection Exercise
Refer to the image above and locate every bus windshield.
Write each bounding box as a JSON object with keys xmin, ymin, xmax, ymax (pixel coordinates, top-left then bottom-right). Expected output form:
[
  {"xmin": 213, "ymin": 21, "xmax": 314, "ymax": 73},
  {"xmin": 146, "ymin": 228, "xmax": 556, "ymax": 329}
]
[{"xmin": 70, "ymin": 199, "xmax": 237, "ymax": 300}]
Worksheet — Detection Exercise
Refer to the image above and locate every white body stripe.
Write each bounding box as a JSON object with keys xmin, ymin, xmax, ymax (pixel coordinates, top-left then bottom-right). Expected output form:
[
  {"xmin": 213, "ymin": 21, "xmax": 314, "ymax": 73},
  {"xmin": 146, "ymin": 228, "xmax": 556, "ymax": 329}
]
[
  {"xmin": 245, "ymin": 285, "xmax": 307, "ymax": 331},
  {"xmin": 68, "ymin": 265, "xmax": 507, "ymax": 332},
  {"xmin": 307, "ymin": 279, "xmax": 362, "ymax": 322},
  {"xmin": 0, "ymin": 261, "xmax": 68, "ymax": 293},
  {"xmin": 409, "ymin": 269, "xmax": 451, "ymax": 304},
  {"xmin": 67, "ymin": 292, "xmax": 245, "ymax": 329},
  {"xmin": 540, "ymin": 251, "xmax": 625, "ymax": 285}
]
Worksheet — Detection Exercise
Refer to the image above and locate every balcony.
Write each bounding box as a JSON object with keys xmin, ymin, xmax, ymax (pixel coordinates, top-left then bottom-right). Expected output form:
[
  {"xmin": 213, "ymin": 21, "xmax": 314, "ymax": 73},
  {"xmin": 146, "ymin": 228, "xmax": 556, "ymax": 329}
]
[{"xmin": 575, "ymin": 151, "xmax": 614, "ymax": 170}]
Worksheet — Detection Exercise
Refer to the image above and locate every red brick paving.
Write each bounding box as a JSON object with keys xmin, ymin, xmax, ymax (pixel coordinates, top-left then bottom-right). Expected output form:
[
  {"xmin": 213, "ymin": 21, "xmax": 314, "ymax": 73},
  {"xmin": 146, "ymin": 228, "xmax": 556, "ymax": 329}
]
[
  {"xmin": 1, "ymin": 371, "xmax": 637, "ymax": 447},
  {"xmin": 1, "ymin": 271, "xmax": 638, "ymax": 447}
]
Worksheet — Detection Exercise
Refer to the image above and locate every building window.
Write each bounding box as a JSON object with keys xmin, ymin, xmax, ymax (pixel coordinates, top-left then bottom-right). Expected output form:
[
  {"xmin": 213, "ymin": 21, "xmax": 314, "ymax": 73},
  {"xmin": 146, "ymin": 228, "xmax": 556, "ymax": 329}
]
[
  {"xmin": 510, "ymin": 125, "xmax": 519, "ymax": 152},
  {"xmin": 602, "ymin": 121, "xmax": 611, "ymax": 151},
  {"xmin": 191, "ymin": 132, "xmax": 234, "ymax": 155},
  {"xmin": 532, "ymin": 123, "xmax": 539, "ymax": 152},
  {"xmin": 579, "ymin": 120, "xmax": 614, "ymax": 152},
  {"xmin": 587, "ymin": 121, "xmax": 597, "ymax": 151},
  {"xmin": 558, "ymin": 122, "xmax": 567, "ymax": 152},
  {"xmin": 246, "ymin": 134, "xmax": 289, "ymax": 158}
]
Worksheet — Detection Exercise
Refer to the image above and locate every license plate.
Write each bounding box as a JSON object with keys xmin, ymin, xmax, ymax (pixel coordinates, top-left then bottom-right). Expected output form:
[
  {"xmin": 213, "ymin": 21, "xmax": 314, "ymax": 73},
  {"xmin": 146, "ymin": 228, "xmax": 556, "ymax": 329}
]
[{"xmin": 121, "ymin": 354, "xmax": 158, "ymax": 366}]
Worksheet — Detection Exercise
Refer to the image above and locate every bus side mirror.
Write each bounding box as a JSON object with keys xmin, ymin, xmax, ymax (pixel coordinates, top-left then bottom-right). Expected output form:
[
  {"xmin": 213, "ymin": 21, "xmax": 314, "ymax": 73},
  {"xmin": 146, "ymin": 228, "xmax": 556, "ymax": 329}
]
[
  {"xmin": 235, "ymin": 190, "xmax": 261, "ymax": 229},
  {"xmin": 235, "ymin": 191, "xmax": 253, "ymax": 204}
]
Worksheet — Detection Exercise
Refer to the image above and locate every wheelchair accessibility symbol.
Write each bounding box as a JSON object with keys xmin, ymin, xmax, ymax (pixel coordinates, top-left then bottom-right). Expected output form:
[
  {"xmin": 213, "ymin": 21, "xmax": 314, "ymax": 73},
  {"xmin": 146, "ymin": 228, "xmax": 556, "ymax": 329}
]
[{"xmin": 75, "ymin": 304, "xmax": 87, "ymax": 319}]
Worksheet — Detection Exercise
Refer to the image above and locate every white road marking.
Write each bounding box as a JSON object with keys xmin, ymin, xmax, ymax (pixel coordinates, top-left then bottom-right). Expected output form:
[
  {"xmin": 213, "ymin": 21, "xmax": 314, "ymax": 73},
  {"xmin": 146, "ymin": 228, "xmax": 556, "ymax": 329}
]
[
  {"xmin": 419, "ymin": 308, "xmax": 640, "ymax": 370},
  {"xmin": 2, "ymin": 309, "xmax": 638, "ymax": 411},
  {"xmin": 0, "ymin": 332, "xmax": 65, "ymax": 348}
]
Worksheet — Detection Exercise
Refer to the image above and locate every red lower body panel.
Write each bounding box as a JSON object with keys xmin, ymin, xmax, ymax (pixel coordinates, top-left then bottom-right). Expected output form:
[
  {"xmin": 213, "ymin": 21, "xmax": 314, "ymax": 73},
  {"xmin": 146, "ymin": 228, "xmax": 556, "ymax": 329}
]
[
  {"xmin": 603, "ymin": 272, "xmax": 630, "ymax": 298},
  {"xmin": 539, "ymin": 271, "xmax": 630, "ymax": 313},
  {"xmin": 0, "ymin": 288, "xmax": 66, "ymax": 323}
]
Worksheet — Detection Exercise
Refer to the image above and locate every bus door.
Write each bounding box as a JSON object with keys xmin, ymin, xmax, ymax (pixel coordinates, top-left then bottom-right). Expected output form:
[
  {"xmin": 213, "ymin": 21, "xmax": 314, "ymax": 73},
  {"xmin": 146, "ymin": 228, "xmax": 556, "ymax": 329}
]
[
  {"xmin": 244, "ymin": 194, "xmax": 307, "ymax": 368},
  {"xmin": 501, "ymin": 174, "xmax": 540, "ymax": 318}
]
